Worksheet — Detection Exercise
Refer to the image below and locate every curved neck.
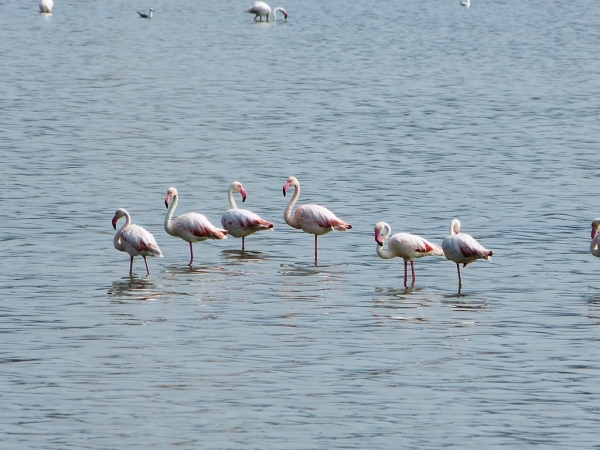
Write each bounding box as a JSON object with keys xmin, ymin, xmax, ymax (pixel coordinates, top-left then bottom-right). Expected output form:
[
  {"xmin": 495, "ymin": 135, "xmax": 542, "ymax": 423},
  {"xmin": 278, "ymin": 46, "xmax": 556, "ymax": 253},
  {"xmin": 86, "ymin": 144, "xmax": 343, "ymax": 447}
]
[
  {"xmin": 284, "ymin": 183, "xmax": 301, "ymax": 228},
  {"xmin": 591, "ymin": 234, "xmax": 600, "ymax": 257},
  {"xmin": 376, "ymin": 224, "xmax": 393, "ymax": 259},
  {"xmin": 228, "ymin": 186, "xmax": 238, "ymax": 209},
  {"xmin": 164, "ymin": 194, "xmax": 178, "ymax": 235},
  {"xmin": 114, "ymin": 211, "xmax": 131, "ymax": 249},
  {"xmin": 449, "ymin": 220, "xmax": 460, "ymax": 236},
  {"xmin": 273, "ymin": 8, "xmax": 280, "ymax": 20}
]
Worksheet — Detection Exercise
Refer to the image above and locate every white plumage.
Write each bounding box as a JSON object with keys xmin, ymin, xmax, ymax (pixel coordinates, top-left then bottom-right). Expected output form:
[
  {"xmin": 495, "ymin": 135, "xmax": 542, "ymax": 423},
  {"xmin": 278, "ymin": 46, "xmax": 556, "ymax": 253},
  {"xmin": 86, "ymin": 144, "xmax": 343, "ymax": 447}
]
[
  {"xmin": 245, "ymin": 2, "xmax": 288, "ymax": 22},
  {"xmin": 39, "ymin": 0, "xmax": 53, "ymax": 13}
]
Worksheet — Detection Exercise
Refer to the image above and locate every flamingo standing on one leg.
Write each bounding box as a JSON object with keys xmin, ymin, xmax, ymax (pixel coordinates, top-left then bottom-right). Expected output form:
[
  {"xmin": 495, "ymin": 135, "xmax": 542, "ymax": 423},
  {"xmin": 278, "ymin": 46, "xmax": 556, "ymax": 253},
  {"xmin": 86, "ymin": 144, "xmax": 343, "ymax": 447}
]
[
  {"xmin": 245, "ymin": 1, "xmax": 288, "ymax": 22},
  {"xmin": 589, "ymin": 219, "xmax": 600, "ymax": 258},
  {"xmin": 442, "ymin": 219, "xmax": 493, "ymax": 288},
  {"xmin": 374, "ymin": 222, "xmax": 444, "ymax": 287},
  {"xmin": 39, "ymin": 0, "xmax": 53, "ymax": 13},
  {"xmin": 164, "ymin": 187, "xmax": 227, "ymax": 266},
  {"xmin": 112, "ymin": 208, "xmax": 163, "ymax": 277},
  {"xmin": 221, "ymin": 181, "xmax": 274, "ymax": 251},
  {"xmin": 282, "ymin": 176, "xmax": 352, "ymax": 266}
]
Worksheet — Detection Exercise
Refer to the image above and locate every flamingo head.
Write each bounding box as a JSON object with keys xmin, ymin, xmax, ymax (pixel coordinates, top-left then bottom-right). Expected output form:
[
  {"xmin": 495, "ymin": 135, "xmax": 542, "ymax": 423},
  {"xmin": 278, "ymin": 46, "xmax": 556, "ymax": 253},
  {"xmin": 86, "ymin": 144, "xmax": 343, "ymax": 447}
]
[
  {"xmin": 591, "ymin": 219, "xmax": 600, "ymax": 238},
  {"xmin": 232, "ymin": 181, "xmax": 247, "ymax": 203},
  {"xmin": 374, "ymin": 225, "xmax": 384, "ymax": 246},
  {"xmin": 112, "ymin": 208, "xmax": 126, "ymax": 229},
  {"xmin": 165, "ymin": 187, "xmax": 178, "ymax": 208},
  {"xmin": 280, "ymin": 8, "xmax": 288, "ymax": 19},
  {"xmin": 283, "ymin": 176, "xmax": 298, "ymax": 197},
  {"xmin": 449, "ymin": 218, "xmax": 461, "ymax": 235}
]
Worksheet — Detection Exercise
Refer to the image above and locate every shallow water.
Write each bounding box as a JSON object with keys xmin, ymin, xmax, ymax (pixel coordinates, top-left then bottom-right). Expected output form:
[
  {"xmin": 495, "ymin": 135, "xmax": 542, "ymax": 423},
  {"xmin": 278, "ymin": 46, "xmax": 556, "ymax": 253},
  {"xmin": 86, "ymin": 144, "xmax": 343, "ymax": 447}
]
[{"xmin": 2, "ymin": 0, "xmax": 600, "ymax": 447}]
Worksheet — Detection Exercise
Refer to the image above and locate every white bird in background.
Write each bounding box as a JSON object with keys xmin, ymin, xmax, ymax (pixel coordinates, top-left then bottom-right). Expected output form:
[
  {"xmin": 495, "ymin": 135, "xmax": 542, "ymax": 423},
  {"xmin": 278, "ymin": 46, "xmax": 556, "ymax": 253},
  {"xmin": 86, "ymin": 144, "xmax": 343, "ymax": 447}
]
[
  {"xmin": 221, "ymin": 181, "xmax": 274, "ymax": 251},
  {"xmin": 442, "ymin": 219, "xmax": 493, "ymax": 288},
  {"xmin": 164, "ymin": 187, "xmax": 228, "ymax": 266},
  {"xmin": 282, "ymin": 176, "xmax": 352, "ymax": 266},
  {"xmin": 374, "ymin": 222, "xmax": 444, "ymax": 287},
  {"xmin": 112, "ymin": 208, "xmax": 163, "ymax": 277},
  {"xmin": 245, "ymin": 1, "xmax": 288, "ymax": 22},
  {"xmin": 589, "ymin": 219, "xmax": 600, "ymax": 258},
  {"xmin": 39, "ymin": 0, "xmax": 53, "ymax": 14},
  {"xmin": 460, "ymin": 0, "xmax": 470, "ymax": 8},
  {"xmin": 137, "ymin": 8, "xmax": 154, "ymax": 18}
]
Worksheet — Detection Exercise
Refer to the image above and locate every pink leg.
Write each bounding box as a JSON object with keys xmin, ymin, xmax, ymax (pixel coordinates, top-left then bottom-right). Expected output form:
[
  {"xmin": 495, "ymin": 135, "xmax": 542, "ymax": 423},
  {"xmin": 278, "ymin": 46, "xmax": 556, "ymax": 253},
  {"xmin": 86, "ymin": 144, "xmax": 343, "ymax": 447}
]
[
  {"xmin": 403, "ymin": 260, "xmax": 408, "ymax": 287},
  {"xmin": 314, "ymin": 235, "xmax": 318, "ymax": 266},
  {"xmin": 456, "ymin": 263, "xmax": 462, "ymax": 285},
  {"xmin": 189, "ymin": 242, "xmax": 194, "ymax": 266},
  {"xmin": 129, "ymin": 256, "xmax": 134, "ymax": 277},
  {"xmin": 411, "ymin": 261, "xmax": 416, "ymax": 285},
  {"xmin": 242, "ymin": 237, "xmax": 245, "ymax": 252},
  {"xmin": 143, "ymin": 256, "xmax": 150, "ymax": 277}
]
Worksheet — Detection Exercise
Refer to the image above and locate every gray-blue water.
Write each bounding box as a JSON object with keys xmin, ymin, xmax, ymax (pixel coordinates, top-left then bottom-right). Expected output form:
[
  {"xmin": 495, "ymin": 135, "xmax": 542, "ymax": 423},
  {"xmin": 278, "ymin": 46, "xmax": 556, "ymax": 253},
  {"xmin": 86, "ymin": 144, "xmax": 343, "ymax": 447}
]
[{"xmin": 2, "ymin": 0, "xmax": 600, "ymax": 447}]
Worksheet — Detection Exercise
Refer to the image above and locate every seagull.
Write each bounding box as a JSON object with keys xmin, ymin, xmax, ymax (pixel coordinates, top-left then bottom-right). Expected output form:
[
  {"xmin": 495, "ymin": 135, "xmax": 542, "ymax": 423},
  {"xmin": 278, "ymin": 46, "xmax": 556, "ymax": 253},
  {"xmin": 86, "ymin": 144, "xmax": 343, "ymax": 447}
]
[{"xmin": 138, "ymin": 8, "xmax": 154, "ymax": 18}]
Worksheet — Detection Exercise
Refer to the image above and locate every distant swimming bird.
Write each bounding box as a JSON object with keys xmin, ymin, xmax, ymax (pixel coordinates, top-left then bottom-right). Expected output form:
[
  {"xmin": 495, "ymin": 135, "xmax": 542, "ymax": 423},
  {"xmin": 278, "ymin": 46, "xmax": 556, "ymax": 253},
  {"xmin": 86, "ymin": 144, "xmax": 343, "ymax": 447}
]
[
  {"xmin": 39, "ymin": 0, "xmax": 53, "ymax": 14},
  {"xmin": 283, "ymin": 176, "xmax": 352, "ymax": 266},
  {"xmin": 442, "ymin": 219, "xmax": 493, "ymax": 287},
  {"xmin": 112, "ymin": 208, "xmax": 163, "ymax": 277},
  {"xmin": 221, "ymin": 181, "xmax": 274, "ymax": 251},
  {"xmin": 460, "ymin": 0, "xmax": 470, "ymax": 7},
  {"xmin": 137, "ymin": 8, "xmax": 154, "ymax": 18},
  {"xmin": 589, "ymin": 219, "xmax": 600, "ymax": 258},
  {"xmin": 245, "ymin": 1, "xmax": 287, "ymax": 22},
  {"xmin": 374, "ymin": 222, "xmax": 444, "ymax": 287},
  {"xmin": 164, "ymin": 187, "xmax": 228, "ymax": 266}
]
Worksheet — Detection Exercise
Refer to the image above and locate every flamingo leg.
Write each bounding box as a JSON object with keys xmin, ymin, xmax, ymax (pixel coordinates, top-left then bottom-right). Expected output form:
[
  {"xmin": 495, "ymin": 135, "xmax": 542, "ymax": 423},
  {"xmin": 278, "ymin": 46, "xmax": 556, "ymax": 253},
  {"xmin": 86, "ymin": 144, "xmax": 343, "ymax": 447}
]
[
  {"xmin": 143, "ymin": 256, "xmax": 150, "ymax": 277},
  {"xmin": 314, "ymin": 235, "xmax": 318, "ymax": 266},
  {"xmin": 403, "ymin": 260, "xmax": 408, "ymax": 287},
  {"xmin": 242, "ymin": 237, "xmax": 245, "ymax": 252},
  {"xmin": 411, "ymin": 261, "xmax": 416, "ymax": 285},
  {"xmin": 456, "ymin": 263, "xmax": 462, "ymax": 285},
  {"xmin": 189, "ymin": 242, "xmax": 194, "ymax": 266},
  {"xmin": 129, "ymin": 256, "xmax": 134, "ymax": 277}
]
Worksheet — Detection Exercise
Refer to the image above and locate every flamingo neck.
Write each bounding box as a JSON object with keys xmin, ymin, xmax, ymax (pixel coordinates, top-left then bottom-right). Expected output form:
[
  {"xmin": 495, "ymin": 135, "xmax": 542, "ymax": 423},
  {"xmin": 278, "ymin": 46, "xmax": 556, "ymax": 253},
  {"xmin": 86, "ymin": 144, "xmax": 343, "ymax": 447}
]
[
  {"xmin": 376, "ymin": 224, "xmax": 394, "ymax": 259},
  {"xmin": 273, "ymin": 8, "xmax": 282, "ymax": 20},
  {"xmin": 284, "ymin": 182, "xmax": 301, "ymax": 229},
  {"xmin": 164, "ymin": 194, "xmax": 178, "ymax": 236},
  {"xmin": 449, "ymin": 219, "xmax": 460, "ymax": 236},
  {"xmin": 228, "ymin": 186, "xmax": 238, "ymax": 210},
  {"xmin": 113, "ymin": 211, "xmax": 131, "ymax": 250},
  {"xmin": 591, "ymin": 234, "xmax": 600, "ymax": 257}
]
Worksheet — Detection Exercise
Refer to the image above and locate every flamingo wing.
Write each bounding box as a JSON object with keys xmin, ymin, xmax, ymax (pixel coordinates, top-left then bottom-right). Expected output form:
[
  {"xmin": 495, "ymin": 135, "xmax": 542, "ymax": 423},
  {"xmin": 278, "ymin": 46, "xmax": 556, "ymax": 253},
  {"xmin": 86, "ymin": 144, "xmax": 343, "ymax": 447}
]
[
  {"xmin": 222, "ymin": 209, "xmax": 273, "ymax": 237},
  {"xmin": 121, "ymin": 225, "xmax": 163, "ymax": 257},
  {"xmin": 296, "ymin": 204, "xmax": 351, "ymax": 233},
  {"xmin": 457, "ymin": 234, "xmax": 490, "ymax": 259},
  {"xmin": 174, "ymin": 213, "xmax": 227, "ymax": 239}
]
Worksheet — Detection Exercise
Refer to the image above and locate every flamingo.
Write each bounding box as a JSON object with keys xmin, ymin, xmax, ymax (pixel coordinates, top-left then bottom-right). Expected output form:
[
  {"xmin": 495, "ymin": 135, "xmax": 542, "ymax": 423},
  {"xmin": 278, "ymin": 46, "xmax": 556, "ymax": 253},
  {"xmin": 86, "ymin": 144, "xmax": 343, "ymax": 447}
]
[
  {"xmin": 282, "ymin": 176, "xmax": 352, "ymax": 266},
  {"xmin": 245, "ymin": 1, "xmax": 287, "ymax": 22},
  {"xmin": 460, "ymin": 0, "xmax": 470, "ymax": 7},
  {"xmin": 589, "ymin": 219, "xmax": 600, "ymax": 258},
  {"xmin": 442, "ymin": 219, "xmax": 493, "ymax": 287},
  {"xmin": 112, "ymin": 208, "xmax": 163, "ymax": 277},
  {"xmin": 39, "ymin": 0, "xmax": 53, "ymax": 13},
  {"xmin": 374, "ymin": 222, "xmax": 444, "ymax": 287},
  {"xmin": 137, "ymin": 8, "xmax": 153, "ymax": 18},
  {"xmin": 221, "ymin": 181, "xmax": 274, "ymax": 251},
  {"xmin": 164, "ymin": 187, "xmax": 227, "ymax": 266}
]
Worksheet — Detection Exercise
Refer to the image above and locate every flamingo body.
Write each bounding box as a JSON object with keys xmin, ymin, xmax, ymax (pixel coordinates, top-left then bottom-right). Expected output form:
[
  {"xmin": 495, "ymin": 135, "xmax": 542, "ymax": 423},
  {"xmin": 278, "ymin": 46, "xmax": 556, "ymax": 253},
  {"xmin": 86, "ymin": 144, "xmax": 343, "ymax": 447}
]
[
  {"xmin": 442, "ymin": 219, "xmax": 492, "ymax": 286},
  {"xmin": 137, "ymin": 8, "xmax": 153, "ymax": 18},
  {"xmin": 221, "ymin": 181, "xmax": 273, "ymax": 251},
  {"xmin": 374, "ymin": 222, "xmax": 443, "ymax": 286},
  {"xmin": 460, "ymin": 0, "xmax": 470, "ymax": 7},
  {"xmin": 283, "ymin": 176, "xmax": 352, "ymax": 265},
  {"xmin": 112, "ymin": 208, "xmax": 163, "ymax": 277},
  {"xmin": 39, "ymin": 0, "xmax": 53, "ymax": 13},
  {"xmin": 164, "ymin": 187, "xmax": 227, "ymax": 265},
  {"xmin": 245, "ymin": 1, "xmax": 287, "ymax": 21}
]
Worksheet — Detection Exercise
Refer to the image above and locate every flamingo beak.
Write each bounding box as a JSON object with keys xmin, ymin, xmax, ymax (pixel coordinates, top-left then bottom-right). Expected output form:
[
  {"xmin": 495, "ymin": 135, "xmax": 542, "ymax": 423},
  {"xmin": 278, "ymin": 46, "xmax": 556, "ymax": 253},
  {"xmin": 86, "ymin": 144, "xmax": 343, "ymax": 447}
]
[
  {"xmin": 283, "ymin": 181, "xmax": 291, "ymax": 197},
  {"xmin": 375, "ymin": 230, "xmax": 383, "ymax": 246},
  {"xmin": 165, "ymin": 193, "xmax": 171, "ymax": 208},
  {"xmin": 240, "ymin": 187, "xmax": 247, "ymax": 203},
  {"xmin": 592, "ymin": 229, "xmax": 597, "ymax": 239},
  {"xmin": 112, "ymin": 216, "xmax": 118, "ymax": 230},
  {"xmin": 283, "ymin": 10, "xmax": 288, "ymax": 19}
]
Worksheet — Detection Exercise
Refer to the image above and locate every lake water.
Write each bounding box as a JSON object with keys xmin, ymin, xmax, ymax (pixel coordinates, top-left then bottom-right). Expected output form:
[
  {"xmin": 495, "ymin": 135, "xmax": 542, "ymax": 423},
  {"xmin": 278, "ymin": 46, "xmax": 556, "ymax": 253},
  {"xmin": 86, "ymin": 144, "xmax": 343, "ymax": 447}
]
[{"xmin": 2, "ymin": 0, "xmax": 600, "ymax": 447}]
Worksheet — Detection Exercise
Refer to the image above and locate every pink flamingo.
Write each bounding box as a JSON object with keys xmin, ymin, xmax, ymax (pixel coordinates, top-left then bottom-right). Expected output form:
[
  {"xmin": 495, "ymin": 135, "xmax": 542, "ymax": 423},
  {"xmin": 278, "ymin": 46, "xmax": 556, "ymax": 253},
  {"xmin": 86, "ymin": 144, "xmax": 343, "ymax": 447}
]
[
  {"xmin": 282, "ymin": 176, "xmax": 352, "ymax": 265},
  {"xmin": 245, "ymin": 1, "xmax": 287, "ymax": 22},
  {"xmin": 112, "ymin": 208, "xmax": 163, "ymax": 277},
  {"xmin": 442, "ymin": 219, "xmax": 493, "ymax": 287},
  {"xmin": 374, "ymin": 222, "xmax": 444, "ymax": 287},
  {"xmin": 164, "ymin": 187, "xmax": 228, "ymax": 266},
  {"xmin": 221, "ymin": 181, "xmax": 274, "ymax": 251}
]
